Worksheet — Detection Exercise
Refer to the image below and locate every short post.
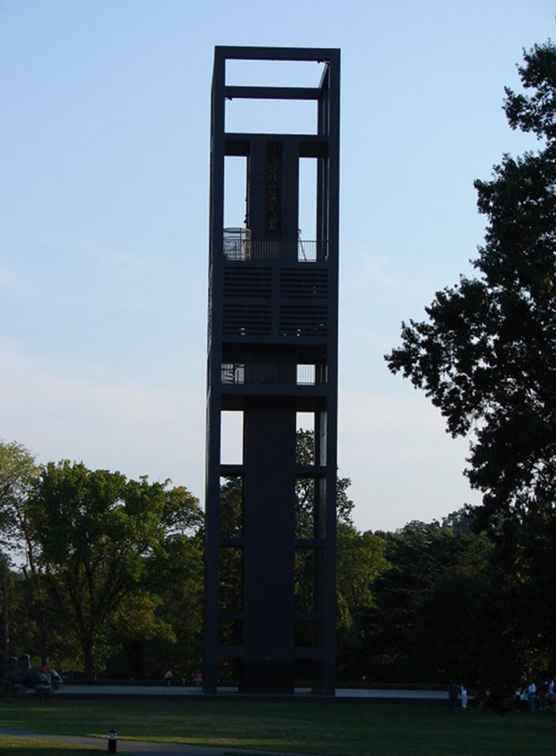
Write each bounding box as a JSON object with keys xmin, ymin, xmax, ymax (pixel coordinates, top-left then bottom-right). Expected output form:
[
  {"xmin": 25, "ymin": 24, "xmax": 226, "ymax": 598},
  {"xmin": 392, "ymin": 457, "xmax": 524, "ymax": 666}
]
[{"xmin": 107, "ymin": 728, "xmax": 117, "ymax": 753}]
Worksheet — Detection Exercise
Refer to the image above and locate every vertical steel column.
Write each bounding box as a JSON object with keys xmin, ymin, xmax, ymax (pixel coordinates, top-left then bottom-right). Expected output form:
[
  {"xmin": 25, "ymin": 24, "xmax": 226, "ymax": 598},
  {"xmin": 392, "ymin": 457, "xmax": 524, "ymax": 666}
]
[
  {"xmin": 203, "ymin": 50, "xmax": 225, "ymax": 694},
  {"xmin": 321, "ymin": 51, "xmax": 340, "ymax": 695}
]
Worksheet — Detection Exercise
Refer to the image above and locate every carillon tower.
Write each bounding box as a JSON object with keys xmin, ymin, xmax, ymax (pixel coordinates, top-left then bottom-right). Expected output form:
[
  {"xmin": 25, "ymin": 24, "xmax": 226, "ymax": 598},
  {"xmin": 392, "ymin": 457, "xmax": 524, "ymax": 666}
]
[{"xmin": 204, "ymin": 46, "xmax": 340, "ymax": 694}]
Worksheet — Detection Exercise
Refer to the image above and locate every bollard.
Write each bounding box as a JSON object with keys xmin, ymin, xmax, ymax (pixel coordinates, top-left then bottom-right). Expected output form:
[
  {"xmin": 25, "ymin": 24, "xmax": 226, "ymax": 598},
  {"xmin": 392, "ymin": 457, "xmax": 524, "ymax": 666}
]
[{"xmin": 107, "ymin": 728, "xmax": 117, "ymax": 753}]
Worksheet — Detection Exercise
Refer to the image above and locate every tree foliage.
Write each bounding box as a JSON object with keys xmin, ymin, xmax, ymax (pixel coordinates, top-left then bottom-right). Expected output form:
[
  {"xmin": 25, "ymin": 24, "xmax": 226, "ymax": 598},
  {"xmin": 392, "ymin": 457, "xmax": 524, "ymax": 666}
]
[
  {"xmin": 0, "ymin": 441, "xmax": 38, "ymax": 553},
  {"xmin": 353, "ymin": 515, "xmax": 529, "ymax": 694},
  {"xmin": 1, "ymin": 438, "xmax": 537, "ymax": 690},
  {"xmin": 385, "ymin": 41, "xmax": 556, "ymax": 687},
  {"xmin": 385, "ymin": 42, "xmax": 556, "ymax": 531},
  {"xmin": 26, "ymin": 461, "xmax": 201, "ymax": 677},
  {"xmin": 295, "ymin": 429, "xmax": 354, "ymax": 530}
]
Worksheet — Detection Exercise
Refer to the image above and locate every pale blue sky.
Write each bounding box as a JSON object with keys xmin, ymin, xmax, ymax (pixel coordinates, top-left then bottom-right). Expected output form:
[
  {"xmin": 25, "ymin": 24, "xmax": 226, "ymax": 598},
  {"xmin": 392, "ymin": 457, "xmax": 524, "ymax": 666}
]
[{"xmin": 1, "ymin": 1, "xmax": 553, "ymax": 530}]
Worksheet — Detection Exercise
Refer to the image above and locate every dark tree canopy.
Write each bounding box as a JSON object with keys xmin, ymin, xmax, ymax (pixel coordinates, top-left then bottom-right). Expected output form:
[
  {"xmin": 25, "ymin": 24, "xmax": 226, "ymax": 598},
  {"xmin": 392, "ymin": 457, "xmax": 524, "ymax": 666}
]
[
  {"xmin": 386, "ymin": 41, "xmax": 556, "ymax": 531},
  {"xmin": 385, "ymin": 41, "xmax": 556, "ymax": 684}
]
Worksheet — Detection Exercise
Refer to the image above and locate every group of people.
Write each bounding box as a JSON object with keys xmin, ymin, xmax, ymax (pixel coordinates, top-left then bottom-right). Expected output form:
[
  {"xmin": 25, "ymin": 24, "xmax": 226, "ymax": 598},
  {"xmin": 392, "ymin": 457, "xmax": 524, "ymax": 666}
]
[
  {"xmin": 515, "ymin": 679, "xmax": 556, "ymax": 712},
  {"xmin": 450, "ymin": 678, "xmax": 556, "ymax": 713}
]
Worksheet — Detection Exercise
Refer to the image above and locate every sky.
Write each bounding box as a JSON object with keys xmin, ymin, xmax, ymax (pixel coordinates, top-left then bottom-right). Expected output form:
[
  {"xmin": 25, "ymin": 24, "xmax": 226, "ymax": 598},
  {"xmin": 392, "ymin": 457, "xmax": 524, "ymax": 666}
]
[{"xmin": 1, "ymin": 0, "xmax": 554, "ymax": 531}]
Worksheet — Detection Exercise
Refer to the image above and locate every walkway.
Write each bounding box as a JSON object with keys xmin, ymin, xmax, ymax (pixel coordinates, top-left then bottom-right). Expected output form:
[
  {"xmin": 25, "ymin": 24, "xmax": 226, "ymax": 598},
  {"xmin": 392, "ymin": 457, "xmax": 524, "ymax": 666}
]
[{"xmin": 57, "ymin": 684, "xmax": 446, "ymax": 701}]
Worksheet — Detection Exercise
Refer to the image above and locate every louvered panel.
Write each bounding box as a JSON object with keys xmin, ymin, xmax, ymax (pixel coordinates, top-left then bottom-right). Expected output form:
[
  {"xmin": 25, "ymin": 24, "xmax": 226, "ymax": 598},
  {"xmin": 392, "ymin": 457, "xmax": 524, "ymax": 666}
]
[
  {"xmin": 223, "ymin": 304, "xmax": 272, "ymax": 336},
  {"xmin": 279, "ymin": 304, "xmax": 328, "ymax": 337},
  {"xmin": 280, "ymin": 268, "xmax": 328, "ymax": 299},
  {"xmin": 224, "ymin": 268, "xmax": 272, "ymax": 299}
]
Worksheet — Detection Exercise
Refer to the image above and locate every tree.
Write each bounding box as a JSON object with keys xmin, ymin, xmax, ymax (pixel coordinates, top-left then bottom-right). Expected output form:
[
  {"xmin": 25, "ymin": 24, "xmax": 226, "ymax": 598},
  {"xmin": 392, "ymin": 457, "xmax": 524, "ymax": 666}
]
[
  {"xmin": 366, "ymin": 517, "xmax": 500, "ymax": 686},
  {"xmin": 335, "ymin": 524, "xmax": 388, "ymax": 682},
  {"xmin": 136, "ymin": 524, "xmax": 204, "ymax": 679},
  {"xmin": 386, "ymin": 41, "xmax": 556, "ymax": 524},
  {"xmin": 295, "ymin": 429, "xmax": 355, "ymax": 531},
  {"xmin": 385, "ymin": 41, "xmax": 556, "ymax": 684},
  {"xmin": 368, "ymin": 521, "xmax": 462, "ymax": 681},
  {"xmin": 219, "ymin": 477, "xmax": 242, "ymax": 539},
  {"xmin": 0, "ymin": 441, "xmax": 40, "ymax": 657},
  {"xmin": 336, "ymin": 526, "xmax": 387, "ymax": 631},
  {"xmin": 0, "ymin": 441, "xmax": 38, "ymax": 552},
  {"xmin": 26, "ymin": 461, "xmax": 200, "ymax": 677},
  {"xmin": 219, "ymin": 432, "xmax": 355, "ymax": 543}
]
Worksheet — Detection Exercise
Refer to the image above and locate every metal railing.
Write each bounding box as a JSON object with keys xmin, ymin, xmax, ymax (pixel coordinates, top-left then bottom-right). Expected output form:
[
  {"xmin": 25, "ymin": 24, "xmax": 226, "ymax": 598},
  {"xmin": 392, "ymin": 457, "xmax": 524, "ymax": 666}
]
[
  {"xmin": 221, "ymin": 364, "xmax": 246, "ymax": 384},
  {"xmin": 221, "ymin": 363, "xmax": 325, "ymax": 386},
  {"xmin": 223, "ymin": 229, "xmax": 327, "ymax": 263},
  {"xmin": 296, "ymin": 364, "xmax": 316, "ymax": 385}
]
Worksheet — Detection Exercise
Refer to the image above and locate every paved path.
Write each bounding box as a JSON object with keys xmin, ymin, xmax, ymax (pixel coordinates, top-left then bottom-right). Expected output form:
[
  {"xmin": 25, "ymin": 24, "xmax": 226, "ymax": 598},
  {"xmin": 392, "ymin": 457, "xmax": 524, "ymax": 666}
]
[{"xmin": 58, "ymin": 684, "xmax": 446, "ymax": 701}]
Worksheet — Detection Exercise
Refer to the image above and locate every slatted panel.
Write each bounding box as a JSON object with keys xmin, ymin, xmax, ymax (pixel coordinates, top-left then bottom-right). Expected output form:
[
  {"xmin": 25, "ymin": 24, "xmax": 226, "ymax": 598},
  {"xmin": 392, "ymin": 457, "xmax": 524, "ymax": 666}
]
[
  {"xmin": 223, "ymin": 304, "xmax": 272, "ymax": 336},
  {"xmin": 280, "ymin": 268, "xmax": 328, "ymax": 299},
  {"xmin": 224, "ymin": 268, "xmax": 272, "ymax": 299},
  {"xmin": 279, "ymin": 304, "xmax": 328, "ymax": 337}
]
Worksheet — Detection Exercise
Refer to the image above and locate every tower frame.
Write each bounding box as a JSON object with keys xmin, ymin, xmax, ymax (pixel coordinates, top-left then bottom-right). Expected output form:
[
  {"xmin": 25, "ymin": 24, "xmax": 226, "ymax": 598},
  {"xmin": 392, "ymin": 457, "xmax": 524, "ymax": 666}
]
[{"xmin": 204, "ymin": 46, "xmax": 340, "ymax": 694}]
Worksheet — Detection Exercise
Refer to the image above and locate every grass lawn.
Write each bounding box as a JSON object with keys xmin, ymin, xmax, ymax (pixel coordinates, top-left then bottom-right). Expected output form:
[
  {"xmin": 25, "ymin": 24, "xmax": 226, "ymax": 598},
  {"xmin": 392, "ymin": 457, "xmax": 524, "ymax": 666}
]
[
  {"xmin": 0, "ymin": 697, "xmax": 555, "ymax": 755},
  {"xmin": 0, "ymin": 737, "xmax": 96, "ymax": 754}
]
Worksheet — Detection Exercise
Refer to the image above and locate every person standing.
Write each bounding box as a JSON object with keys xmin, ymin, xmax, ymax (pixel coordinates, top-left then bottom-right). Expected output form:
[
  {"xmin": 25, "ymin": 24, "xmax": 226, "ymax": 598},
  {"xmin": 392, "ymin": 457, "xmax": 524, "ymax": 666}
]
[
  {"xmin": 527, "ymin": 681, "xmax": 537, "ymax": 712},
  {"xmin": 547, "ymin": 678, "xmax": 555, "ymax": 709},
  {"xmin": 460, "ymin": 685, "xmax": 468, "ymax": 709}
]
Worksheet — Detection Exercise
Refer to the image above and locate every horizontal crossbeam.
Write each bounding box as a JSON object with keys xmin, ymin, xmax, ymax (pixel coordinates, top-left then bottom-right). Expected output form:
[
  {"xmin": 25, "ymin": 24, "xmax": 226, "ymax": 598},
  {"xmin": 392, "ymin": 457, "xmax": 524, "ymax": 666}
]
[
  {"xmin": 225, "ymin": 86, "xmax": 321, "ymax": 101},
  {"xmin": 215, "ymin": 46, "xmax": 339, "ymax": 62}
]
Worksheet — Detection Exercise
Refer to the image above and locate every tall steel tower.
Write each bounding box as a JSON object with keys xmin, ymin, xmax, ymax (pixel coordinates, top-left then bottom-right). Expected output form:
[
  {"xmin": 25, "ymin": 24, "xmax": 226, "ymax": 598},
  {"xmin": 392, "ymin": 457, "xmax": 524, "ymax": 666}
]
[{"xmin": 204, "ymin": 46, "xmax": 340, "ymax": 694}]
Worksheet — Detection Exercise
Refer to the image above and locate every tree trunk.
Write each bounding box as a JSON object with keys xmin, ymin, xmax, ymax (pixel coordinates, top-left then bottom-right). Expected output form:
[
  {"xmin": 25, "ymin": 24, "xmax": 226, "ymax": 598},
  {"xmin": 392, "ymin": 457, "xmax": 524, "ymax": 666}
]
[
  {"xmin": 83, "ymin": 640, "xmax": 96, "ymax": 680},
  {"xmin": 130, "ymin": 639, "xmax": 145, "ymax": 679},
  {"xmin": 1, "ymin": 566, "xmax": 9, "ymax": 656},
  {"xmin": 36, "ymin": 583, "xmax": 49, "ymax": 666}
]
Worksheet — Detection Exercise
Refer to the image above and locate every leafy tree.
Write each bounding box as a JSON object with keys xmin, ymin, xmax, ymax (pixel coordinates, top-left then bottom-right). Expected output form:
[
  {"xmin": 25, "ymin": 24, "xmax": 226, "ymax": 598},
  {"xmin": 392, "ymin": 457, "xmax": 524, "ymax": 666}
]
[
  {"xmin": 386, "ymin": 41, "xmax": 556, "ymax": 527},
  {"xmin": 219, "ymin": 433, "xmax": 355, "ymax": 541},
  {"xmin": 368, "ymin": 521, "xmax": 460, "ymax": 680},
  {"xmin": 108, "ymin": 592, "xmax": 176, "ymax": 678},
  {"xmin": 139, "ymin": 531, "xmax": 204, "ymax": 679},
  {"xmin": 26, "ymin": 461, "xmax": 200, "ymax": 677},
  {"xmin": 0, "ymin": 441, "xmax": 38, "ymax": 553},
  {"xmin": 385, "ymin": 41, "xmax": 556, "ymax": 683},
  {"xmin": 367, "ymin": 518, "xmax": 495, "ymax": 685},
  {"xmin": 295, "ymin": 429, "xmax": 355, "ymax": 532},
  {"xmin": 336, "ymin": 524, "xmax": 388, "ymax": 682},
  {"xmin": 99, "ymin": 498, "xmax": 204, "ymax": 680},
  {"xmin": 0, "ymin": 441, "xmax": 47, "ymax": 659},
  {"xmin": 219, "ymin": 477, "xmax": 242, "ymax": 539},
  {"xmin": 336, "ymin": 526, "xmax": 387, "ymax": 632}
]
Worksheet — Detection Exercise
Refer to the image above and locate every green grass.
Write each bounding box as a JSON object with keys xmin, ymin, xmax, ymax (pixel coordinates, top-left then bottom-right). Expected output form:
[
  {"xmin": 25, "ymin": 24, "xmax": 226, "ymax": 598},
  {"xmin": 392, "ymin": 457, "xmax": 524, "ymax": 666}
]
[
  {"xmin": 0, "ymin": 738, "xmax": 96, "ymax": 754},
  {"xmin": 0, "ymin": 697, "xmax": 555, "ymax": 755}
]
